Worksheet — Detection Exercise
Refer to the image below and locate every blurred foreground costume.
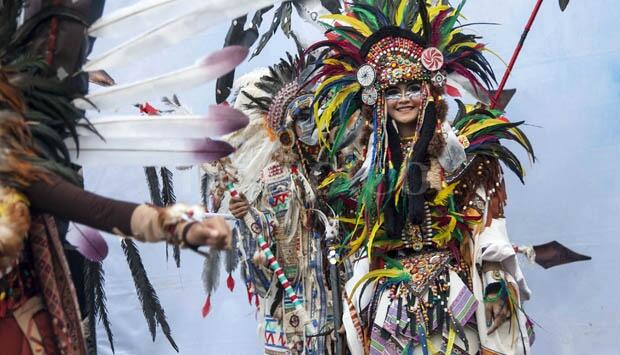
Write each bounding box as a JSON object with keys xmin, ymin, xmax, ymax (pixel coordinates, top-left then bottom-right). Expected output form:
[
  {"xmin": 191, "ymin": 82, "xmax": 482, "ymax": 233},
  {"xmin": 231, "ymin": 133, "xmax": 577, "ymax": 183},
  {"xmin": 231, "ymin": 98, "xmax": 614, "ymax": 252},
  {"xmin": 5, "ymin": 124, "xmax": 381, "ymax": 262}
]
[
  {"xmin": 0, "ymin": 2, "xmax": 239, "ymax": 354},
  {"xmin": 309, "ymin": 1, "xmax": 536, "ymax": 354}
]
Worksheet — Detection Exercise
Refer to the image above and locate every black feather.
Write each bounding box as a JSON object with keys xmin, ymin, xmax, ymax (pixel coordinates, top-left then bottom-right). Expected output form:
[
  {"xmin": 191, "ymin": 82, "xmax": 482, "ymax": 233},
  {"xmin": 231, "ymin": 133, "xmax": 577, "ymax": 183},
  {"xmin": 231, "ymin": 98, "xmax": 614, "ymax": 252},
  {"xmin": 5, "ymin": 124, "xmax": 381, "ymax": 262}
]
[
  {"xmin": 159, "ymin": 167, "xmax": 180, "ymax": 267},
  {"xmin": 121, "ymin": 239, "xmax": 179, "ymax": 352},
  {"xmin": 144, "ymin": 167, "xmax": 163, "ymax": 206},
  {"xmin": 201, "ymin": 171, "xmax": 211, "ymax": 206}
]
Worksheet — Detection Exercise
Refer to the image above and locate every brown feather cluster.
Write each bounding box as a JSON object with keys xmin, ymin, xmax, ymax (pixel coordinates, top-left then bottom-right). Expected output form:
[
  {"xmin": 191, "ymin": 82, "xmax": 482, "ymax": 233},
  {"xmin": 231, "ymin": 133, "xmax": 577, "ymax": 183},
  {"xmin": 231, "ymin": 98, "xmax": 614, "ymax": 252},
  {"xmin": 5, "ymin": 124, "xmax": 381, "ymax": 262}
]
[
  {"xmin": 0, "ymin": 112, "xmax": 49, "ymax": 188},
  {"xmin": 0, "ymin": 187, "xmax": 31, "ymax": 271}
]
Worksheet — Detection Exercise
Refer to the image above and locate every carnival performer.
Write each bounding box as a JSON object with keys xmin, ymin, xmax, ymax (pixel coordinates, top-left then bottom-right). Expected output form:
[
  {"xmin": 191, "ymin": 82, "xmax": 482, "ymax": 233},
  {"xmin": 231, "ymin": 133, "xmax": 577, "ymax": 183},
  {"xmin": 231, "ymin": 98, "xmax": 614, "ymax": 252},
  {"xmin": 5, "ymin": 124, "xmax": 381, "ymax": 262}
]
[
  {"xmin": 209, "ymin": 54, "xmax": 337, "ymax": 354},
  {"xmin": 309, "ymin": 1, "xmax": 536, "ymax": 354},
  {"xmin": 0, "ymin": 2, "xmax": 236, "ymax": 354}
]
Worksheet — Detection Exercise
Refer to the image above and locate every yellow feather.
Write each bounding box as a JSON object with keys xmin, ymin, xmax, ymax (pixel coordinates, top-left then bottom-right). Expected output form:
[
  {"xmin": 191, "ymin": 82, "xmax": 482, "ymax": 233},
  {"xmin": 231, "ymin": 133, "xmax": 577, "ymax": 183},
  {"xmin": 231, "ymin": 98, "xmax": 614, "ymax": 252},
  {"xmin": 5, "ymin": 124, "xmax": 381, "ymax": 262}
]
[
  {"xmin": 395, "ymin": 0, "xmax": 408, "ymax": 26},
  {"xmin": 413, "ymin": 4, "xmax": 450, "ymax": 32},
  {"xmin": 321, "ymin": 14, "xmax": 373, "ymax": 37},
  {"xmin": 367, "ymin": 214, "xmax": 384, "ymax": 260},
  {"xmin": 323, "ymin": 58, "xmax": 354, "ymax": 72},
  {"xmin": 432, "ymin": 215, "xmax": 457, "ymax": 247},
  {"xmin": 433, "ymin": 182, "xmax": 458, "ymax": 206},
  {"xmin": 317, "ymin": 83, "xmax": 360, "ymax": 148},
  {"xmin": 460, "ymin": 118, "xmax": 507, "ymax": 137},
  {"xmin": 350, "ymin": 268, "xmax": 405, "ymax": 298},
  {"xmin": 447, "ymin": 41, "xmax": 476, "ymax": 53},
  {"xmin": 348, "ymin": 224, "xmax": 368, "ymax": 256}
]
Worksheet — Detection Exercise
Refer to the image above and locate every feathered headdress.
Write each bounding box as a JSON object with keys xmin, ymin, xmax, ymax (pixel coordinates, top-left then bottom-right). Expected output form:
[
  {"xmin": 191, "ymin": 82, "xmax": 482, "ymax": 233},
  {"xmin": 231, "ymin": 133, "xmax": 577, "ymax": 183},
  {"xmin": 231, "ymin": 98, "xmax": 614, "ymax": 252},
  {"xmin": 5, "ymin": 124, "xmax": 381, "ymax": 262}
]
[
  {"xmin": 242, "ymin": 52, "xmax": 316, "ymax": 140},
  {"xmin": 307, "ymin": 0, "xmax": 499, "ymax": 239},
  {"xmin": 310, "ymin": 0, "xmax": 495, "ymax": 148}
]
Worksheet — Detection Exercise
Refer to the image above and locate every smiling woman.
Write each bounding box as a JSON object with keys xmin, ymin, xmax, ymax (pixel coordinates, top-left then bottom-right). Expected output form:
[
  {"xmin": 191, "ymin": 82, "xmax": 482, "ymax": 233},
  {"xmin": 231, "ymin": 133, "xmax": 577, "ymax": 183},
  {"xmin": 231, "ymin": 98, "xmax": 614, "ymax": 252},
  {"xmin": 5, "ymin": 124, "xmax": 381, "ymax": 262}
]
[{"xmin": 385, "ymin": 81, "xmax": 426, "ymax": 137}]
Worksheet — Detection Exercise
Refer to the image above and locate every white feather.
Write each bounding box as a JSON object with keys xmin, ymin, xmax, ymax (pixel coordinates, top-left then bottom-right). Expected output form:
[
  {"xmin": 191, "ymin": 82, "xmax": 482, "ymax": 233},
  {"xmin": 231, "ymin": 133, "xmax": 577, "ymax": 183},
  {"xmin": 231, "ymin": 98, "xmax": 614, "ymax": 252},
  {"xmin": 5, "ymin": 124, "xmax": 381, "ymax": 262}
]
[
  {"xmin": 75, "ymin": 46, "xmax": 248, "ymax": 111},
  {"xmin": 67, "ymin": 137, "xmax": 232, "ymax": 166},
  {"xmin": 218, "ymin": 67, "xmax": 278, "ymax": 203},
  {"xmin": 84, "ymin": 0, "xmax": 277, "ymax": 71},
  {"xmin": 88, "ymin": 0, "xmax": 192, "ymax": 39},
  {"xmin": 77, "ymin": 116, "xmax": 239, "ymax": 139}
]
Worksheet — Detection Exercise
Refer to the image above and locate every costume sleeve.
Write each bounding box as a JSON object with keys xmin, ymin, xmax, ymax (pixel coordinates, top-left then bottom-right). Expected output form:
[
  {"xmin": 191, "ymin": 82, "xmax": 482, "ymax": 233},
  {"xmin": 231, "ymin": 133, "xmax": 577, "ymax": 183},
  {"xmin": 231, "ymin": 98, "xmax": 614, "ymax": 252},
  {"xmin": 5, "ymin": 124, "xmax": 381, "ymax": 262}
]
[
  {"xmin": 473, "ymin": 187, "xmax": 531, "ymax": 300},
  {"xmin": 24, "ymin": 173, "xmax": 137, "ymax": 236}
]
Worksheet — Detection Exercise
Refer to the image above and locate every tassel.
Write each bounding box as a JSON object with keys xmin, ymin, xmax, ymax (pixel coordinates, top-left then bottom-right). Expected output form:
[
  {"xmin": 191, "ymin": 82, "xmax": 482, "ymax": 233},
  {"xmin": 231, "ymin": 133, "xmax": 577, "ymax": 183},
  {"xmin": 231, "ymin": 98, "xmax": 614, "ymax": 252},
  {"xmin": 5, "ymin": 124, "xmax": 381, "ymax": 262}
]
[
  {"xmin": 246, "ymin": 284, "xmax": 253, "ymax": 304},
  {"xmin": 202, "ymin": 294, "xmax": 212, "ymax": 318},
  {"xmin": 226, "ymin": 273, "xmax": 235, "ymax": 292}
]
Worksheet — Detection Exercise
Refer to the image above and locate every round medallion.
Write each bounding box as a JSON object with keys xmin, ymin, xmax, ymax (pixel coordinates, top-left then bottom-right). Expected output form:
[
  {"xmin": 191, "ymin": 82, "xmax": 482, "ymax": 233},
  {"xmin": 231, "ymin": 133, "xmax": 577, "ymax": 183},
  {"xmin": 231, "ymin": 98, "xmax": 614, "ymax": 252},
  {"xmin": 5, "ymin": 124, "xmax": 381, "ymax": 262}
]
[
  {"xmin": 431, "ymin": 71, "xmax": 447, "ymax": 88},
  {"xmin": 279, "ymin": 129, "xmax": 295, "ymax": 148},
  {"xmin": 421, "ymin": 47, "xmax": 444, "ymax": 71},
  {"xmin": 356, "ymin": 64, "xmax": 376, "ymax": 87},
  {"xmin": 361, "ymin": 86, "xmax": 378, "ymax": 105}
]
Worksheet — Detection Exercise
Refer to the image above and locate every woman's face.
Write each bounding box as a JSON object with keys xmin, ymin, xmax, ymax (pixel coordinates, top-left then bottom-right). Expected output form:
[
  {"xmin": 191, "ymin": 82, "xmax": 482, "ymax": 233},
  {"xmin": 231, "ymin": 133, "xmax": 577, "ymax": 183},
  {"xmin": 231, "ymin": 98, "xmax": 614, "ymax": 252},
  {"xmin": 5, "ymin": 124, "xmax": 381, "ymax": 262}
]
[{"xmin": 385, "ymin": 81, "xmax": 424, "ymax": 126}]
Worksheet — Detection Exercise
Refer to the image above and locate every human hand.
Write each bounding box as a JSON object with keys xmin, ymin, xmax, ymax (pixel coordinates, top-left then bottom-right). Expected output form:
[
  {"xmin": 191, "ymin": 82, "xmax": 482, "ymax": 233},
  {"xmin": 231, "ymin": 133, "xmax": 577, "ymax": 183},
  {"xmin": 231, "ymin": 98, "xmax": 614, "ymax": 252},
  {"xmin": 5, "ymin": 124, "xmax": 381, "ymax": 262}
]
[
  {"xmin": 184, "ymin": 217, "xmax": 231, "ymax": 250},
  {"xmin": 485, "ymin": 286, "xmax": 512, "ymax": 335},
  {"xmin": 229, "ymin": 192, "xmax": 249, "ymax": 219}
]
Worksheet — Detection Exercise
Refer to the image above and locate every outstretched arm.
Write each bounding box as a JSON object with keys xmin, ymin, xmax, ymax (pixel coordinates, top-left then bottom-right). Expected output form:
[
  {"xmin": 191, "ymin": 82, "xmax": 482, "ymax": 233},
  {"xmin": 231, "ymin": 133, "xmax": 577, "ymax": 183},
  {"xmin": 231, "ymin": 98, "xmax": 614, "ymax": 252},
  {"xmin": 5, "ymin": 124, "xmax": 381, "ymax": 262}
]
[{"xmin": 24, "ymin": 173, "xmax": 230, "ymax": 248}]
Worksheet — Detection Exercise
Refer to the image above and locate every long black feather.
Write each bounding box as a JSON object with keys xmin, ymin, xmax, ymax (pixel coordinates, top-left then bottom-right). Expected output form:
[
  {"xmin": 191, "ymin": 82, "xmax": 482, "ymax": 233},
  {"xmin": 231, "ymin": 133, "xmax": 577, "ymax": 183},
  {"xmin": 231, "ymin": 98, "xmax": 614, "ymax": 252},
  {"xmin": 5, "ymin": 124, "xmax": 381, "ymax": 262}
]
[
  {"xmin": 89, "ymin": 260, "xmax": 115, "ymax": 353},
  {"xmin": 144, "ymin": 167, "xmax": 163, "ymax": 207},
  {"xmin": 83, "ymin": 261, "xmax": 98, "ymax": 354},
  {"xmin": 160, "ymin": 167, "xmax": 181, "ymax": 267},
  {"xmin": 121, "ymin": 239, "xmax": 179, "ymax": 352}
]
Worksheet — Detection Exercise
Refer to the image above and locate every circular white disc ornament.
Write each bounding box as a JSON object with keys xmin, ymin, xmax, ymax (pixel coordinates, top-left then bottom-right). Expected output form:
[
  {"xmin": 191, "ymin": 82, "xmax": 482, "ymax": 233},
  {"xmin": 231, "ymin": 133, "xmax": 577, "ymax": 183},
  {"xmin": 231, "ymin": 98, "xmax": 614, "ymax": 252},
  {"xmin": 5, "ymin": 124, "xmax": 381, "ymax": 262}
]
[
  {"xmin": 361, "ymin": 86, "xmax": 378, "ymax": 105},
  {"xmin": 357, "ymin": 64, "xmax": 376, "ymax": 87},
  {"xmin": 421, "ymin": 47, "xmax": 444, "ymax": 72},
  {"xmin": 431, "ymin": 71, "xmax": 447, "ymax": 88}
]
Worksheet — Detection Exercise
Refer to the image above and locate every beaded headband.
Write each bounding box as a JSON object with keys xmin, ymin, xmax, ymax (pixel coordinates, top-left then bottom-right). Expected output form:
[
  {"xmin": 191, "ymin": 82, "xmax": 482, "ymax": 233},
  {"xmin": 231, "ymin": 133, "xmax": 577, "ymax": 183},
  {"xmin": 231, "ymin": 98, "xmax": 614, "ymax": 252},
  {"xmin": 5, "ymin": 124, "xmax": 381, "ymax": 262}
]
[{"xmin": 356, "ymin": 29, "xmax": 447, "ymax": 105}]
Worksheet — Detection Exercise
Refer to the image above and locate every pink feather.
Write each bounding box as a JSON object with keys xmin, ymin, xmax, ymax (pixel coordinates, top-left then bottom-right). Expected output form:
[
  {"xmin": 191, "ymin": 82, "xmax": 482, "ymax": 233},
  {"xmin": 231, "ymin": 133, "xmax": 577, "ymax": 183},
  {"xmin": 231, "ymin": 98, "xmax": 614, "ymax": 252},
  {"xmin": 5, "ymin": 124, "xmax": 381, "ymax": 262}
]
[{"xmin": 66, "ymin": 224, "xmax": 109, "ymax": 262}]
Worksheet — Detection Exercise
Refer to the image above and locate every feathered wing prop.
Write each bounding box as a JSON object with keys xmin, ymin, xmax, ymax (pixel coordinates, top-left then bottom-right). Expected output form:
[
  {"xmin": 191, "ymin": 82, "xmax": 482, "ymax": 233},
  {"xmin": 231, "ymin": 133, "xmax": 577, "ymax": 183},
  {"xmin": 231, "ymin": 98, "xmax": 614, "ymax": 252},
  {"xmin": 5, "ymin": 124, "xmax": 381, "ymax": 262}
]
[
  {"xmin": 77, "ymin": 46, "xmax": 248, "ymax": 110},
  {"xmin": 84, "ymin": 0, "xmax": 276, "ymax": 71}
]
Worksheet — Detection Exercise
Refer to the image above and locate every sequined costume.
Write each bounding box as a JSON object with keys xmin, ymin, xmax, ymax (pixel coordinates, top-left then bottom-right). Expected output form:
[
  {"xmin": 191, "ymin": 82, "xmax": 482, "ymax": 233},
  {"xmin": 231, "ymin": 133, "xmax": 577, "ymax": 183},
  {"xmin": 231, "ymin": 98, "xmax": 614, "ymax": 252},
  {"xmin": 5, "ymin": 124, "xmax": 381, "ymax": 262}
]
[{"xmin": 307, "ymin": 1, "xmax": 536, "ymax": 354}]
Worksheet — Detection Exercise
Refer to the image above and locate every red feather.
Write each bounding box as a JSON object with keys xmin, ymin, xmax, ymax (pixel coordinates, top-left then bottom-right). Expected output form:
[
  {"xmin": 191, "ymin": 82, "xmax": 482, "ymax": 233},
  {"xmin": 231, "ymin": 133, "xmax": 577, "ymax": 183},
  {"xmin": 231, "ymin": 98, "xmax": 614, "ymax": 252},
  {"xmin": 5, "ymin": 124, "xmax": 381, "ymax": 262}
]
[
  {"xmin": 226, "ymin": 273, "xmax": 235, "ymax": 292},
  {"xmin": 139, "ymin": 102, "xmax": 160, "ymax": 116},
  {"xmin": 445, "ymin": 84, "xmax": 462, "ymax": 97},
  {"xmin": 202, "ymin": 294, "xmax": 212, "ymax": 318},
  {"xmin": 246, "ymin": 284, "xmax": 253, "ymax": 304},
  {"xmin": 254, "ymin": 294, "xmax": 260, "ymax": 307}
]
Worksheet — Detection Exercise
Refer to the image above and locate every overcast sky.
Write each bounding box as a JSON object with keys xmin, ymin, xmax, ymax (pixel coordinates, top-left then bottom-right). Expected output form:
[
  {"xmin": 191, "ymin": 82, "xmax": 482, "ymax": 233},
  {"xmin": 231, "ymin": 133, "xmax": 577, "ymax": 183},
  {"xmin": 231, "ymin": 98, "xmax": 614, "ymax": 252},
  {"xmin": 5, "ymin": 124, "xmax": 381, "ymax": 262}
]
[{"xmin": 83, "ymin": 1, "xmax": 620, "ymax": 354}]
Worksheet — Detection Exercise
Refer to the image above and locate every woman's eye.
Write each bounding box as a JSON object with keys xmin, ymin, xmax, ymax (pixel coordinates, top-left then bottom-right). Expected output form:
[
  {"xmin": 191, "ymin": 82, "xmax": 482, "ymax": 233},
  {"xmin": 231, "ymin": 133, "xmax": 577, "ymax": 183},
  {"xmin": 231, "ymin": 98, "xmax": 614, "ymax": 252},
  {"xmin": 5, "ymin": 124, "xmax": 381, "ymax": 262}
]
[
  {"xmin": 385, "ymin": 90, "xmax": 399, "ymax": 97},
  {"xmin": 406, "ymin": 85, "xmax": 421, "ymax": 92}
]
